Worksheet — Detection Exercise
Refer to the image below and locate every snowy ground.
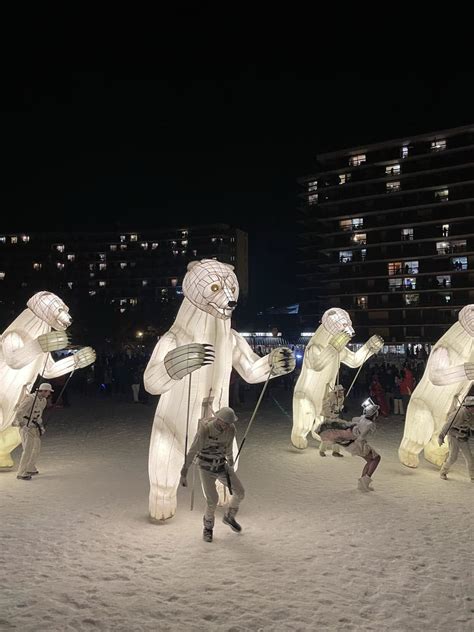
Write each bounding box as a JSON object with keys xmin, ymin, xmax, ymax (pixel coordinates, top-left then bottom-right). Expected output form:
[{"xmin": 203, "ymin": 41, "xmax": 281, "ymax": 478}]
[{"xmin": 0, "ymin": 390, "xmax": 472, "ymax": 632}]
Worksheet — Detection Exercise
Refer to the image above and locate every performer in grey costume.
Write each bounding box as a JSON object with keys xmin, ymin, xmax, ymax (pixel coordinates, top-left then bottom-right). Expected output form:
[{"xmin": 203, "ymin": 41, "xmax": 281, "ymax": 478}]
[{"xmin": 180, "ymin": 406, "xmax": 245, "ymax": 542}]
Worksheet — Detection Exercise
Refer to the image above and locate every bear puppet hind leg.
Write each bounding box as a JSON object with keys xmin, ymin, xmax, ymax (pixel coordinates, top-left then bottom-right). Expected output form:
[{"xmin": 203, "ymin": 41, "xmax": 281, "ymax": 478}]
[
  {"xmin": 0, "ymin": 426, "xmax": 21, "ymax": 469},
  {"xmin": 424, "ymin": 435, "xmax": 449, "ymax": 468},
  {"xmin": 398, "ymin": 399, "xmax": 434, "ymax": 468},
  {"xmin": 291, "ymin": 396, "xmax": 316, "ymax": 450},
  {"xmin": 148, "ymin": 425, "xmax": 183, "ymax": 521}
]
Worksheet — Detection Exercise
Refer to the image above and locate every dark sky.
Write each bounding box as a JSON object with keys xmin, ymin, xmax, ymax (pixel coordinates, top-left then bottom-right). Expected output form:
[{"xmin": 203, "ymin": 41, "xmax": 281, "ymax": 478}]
[{"xmin": 2, "ymin": 70, "xmax": 474, "ymax": 309}]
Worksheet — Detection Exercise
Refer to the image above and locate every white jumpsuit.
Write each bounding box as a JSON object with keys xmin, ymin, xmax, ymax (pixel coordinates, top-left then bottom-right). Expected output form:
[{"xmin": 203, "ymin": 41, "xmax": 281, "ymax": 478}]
[{"xmin": 14, "ymin": 394, "xmax": 47, "ymax": 477}]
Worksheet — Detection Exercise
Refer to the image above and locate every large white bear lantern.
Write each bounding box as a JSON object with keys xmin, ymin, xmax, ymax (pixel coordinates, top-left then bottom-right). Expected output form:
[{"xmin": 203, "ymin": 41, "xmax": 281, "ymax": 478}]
[
  {"xmin": 291, "ymin": 308, "xmax": 383, "ymax": 449},
  {"xmin": 144, "ymin": 259, "xmax": 295, "ymax": 521},
  {"xmin": 0, "ymin": 291, "xmax": 96, "ymax": 467},
  {"xmin": 399, "ymin": 304, "xmax": 474, "ymax": 468}
]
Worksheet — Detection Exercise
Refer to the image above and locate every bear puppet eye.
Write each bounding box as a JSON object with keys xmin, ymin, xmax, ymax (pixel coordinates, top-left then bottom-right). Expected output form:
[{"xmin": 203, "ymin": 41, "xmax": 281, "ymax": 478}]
[
  {"xmin": 211, "ymin": 283, "xmax": 220, "ymax": 292},
  {"xmin": 231, "ymin": 286, "xmax": 236, "ymax": 293}
]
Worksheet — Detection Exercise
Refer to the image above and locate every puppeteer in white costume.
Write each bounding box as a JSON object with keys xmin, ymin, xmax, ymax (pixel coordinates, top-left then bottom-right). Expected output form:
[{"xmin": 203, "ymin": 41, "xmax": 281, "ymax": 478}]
[
  {"xmin": 0, "ymin": 291, "xmax": 96, "ymax": 468},
  {"xmin": 291, "ymin": 308, "xmax": 383, "ymax": 449},
  {"xmin": 399, "ymin": 304, "xmax": 474, "ymax": 468},
  {"xmin": 144, "ymin": 259, "xmax": 295, "ymax": 521}
]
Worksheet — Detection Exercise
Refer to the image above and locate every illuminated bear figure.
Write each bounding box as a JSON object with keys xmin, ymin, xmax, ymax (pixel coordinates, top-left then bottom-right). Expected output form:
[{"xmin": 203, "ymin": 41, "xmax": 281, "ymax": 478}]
[
  {"xmin": 0, "ymin": 291, "xmax": 96, "ymax": 468},
  {"xmin": 399, "ymin": 304, "xmax": 474, "ymax": 468},
  {"xmin": 144, "ymin": 259, "xmax": 295, "ymax": 521},
  {"xmin": 291, "ymin": 308, "xmax": 383, "ymax": 449}
]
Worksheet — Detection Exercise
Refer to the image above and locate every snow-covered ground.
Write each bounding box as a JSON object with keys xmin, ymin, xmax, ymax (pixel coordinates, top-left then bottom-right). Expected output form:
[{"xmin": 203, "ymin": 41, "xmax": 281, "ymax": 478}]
[{"xmin": 0, "ymin": 391, "xmax": 472, "ymax": 631}]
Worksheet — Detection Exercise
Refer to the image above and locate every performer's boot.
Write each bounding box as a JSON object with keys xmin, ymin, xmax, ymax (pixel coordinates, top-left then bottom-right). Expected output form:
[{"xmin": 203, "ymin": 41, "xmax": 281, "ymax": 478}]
[
  {"xmin": 357, "ymin": 475, "xmax": 373, "ymax": 492},
  {"xmin": 223, "ymin": 507, "xmax": 242, "ymax": 533},
  {"xmin": 203, "ymin": 516, "xmax": 214, "ymax": 543}
]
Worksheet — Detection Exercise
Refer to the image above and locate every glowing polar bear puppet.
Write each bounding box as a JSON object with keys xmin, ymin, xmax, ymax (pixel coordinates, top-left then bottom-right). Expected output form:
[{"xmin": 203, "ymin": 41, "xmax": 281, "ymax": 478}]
[
  {"xmin": 144, "ymin": 259, "xmax": 295, "ymax": 521},
  {"xmin": 0, "ymin": 291, "xmax": 96, "ymax": 467},
  {"xmin": 399, "ymin": 304, "xmax": 474, "ymax": 468},
  {"xmin": 291, "ymin": 308, "xmax": 383, "ymax": 449}
]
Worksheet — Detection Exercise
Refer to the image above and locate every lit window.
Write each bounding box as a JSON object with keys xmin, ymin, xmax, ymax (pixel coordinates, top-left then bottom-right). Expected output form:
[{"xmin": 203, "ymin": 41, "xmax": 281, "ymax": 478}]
[
  {"xmin": 98, "ymin": 253, "xmax": 106, "ymax": 262},
  {"xmin": 110, "ymin": 244, "xmax": 117, "ymax": 251},
  {"xmin": 389, "ymin": 278, "xmax": 402, "ymax": 291},
  {"xmin": 340, "ymin": 218, "xmax": 363, "ymax": 231},
  {"xmin": 401, "ymin": 146, "xmax": 409, "ymax": 159},
  {"xmin": 120, "ymin": 262, "xmax": 127, "ymax": 269},
  {"xmin": 435, "ymin": 188, "xmax": 449, "ymax": 202},
  {"xmin": 56, "ymin": 262, "xmax": 65, "ymax": 270},
  {"xmin": 181, "ymin": 249, "xmax": 186, "ymax": 255},
  {"xmin": 89, "ymin": 290, "xmax": 96, "ymax": 296},
  {"xmin": 129, "ymin": 298, "xmax": 138, "ymax": 306},
  {"xmin": 89, "ymin": 264, "xmax": 95, "ymax": 271},
  {"xmin": 151, "ymin": 242, "xmax": 159, "ymax": 249},
  {"xmin": 67, "ymin": 282, "xmax": 74, "ymax": 289},
  {"xmin": 141, "ymin": 242, "xmax": 148, "ymax": 250},
  {"xmin": 404, "ymin": 294, "xmax": 419, "ymax": 305},
  {"xmin": 142, "ymin": 280, "xmax": 148, "ymax": 287},
  {"xmin": 192, "ymin": 249, "xmax": 197, "ymax": 256},
  {"xmin": 171, "ymin": 278, "xmax": 178, "ymax": 288},
  {"xmin": 403, "ymin": 278, "xmax": 416, "ymax": 290},
  {"xmin": 437, "ymin": 241, "xmax": 450, "ymax": 255},
  {"xmin": 385, "ymin": 164, "xmax": 400, "ymax": 175},
  {"xmin": 442, "ymin": 223, "xmax": 450, "ymax": 237},
  {"xmin": 181, "ymin": 239, "xmax": 188, "ymax": 246},
  {"xmin": 120, "ymin": 299, "xmax": 127, "ymax": 305},
  {"xmin": 441, "ymin": 292, "xmax": 452, "ymax": 303},
  {"xmin": 172, "ymin": 249, "xmax": 179, "ymax": 256},
  {"xmin": 120, "ymin": 244, "xmax": 127, "ymax": 250},
  {"xmin": 99, "ymin": 263, "xmax": 107, "ymax": 271},
  {"xmin": 99, "ymin": 281, "xmax": 106, "ymax": 287},
  {"xmin": 56, "ymin": 244, "xmax": 65, "ymax": 252},
  {"xmin": 0, "ymin": 272, "xmax": 5, "ymax": 280},
  {"xmin": 161, "ymin": 288, "xmax": 168, "ymax": 295},
  {"xmin": 349, "ymin": 154, "xmax": 366, "ymax": 167},
  {"xmin": 352, "ymin": 233, "xmax": 367, "ymax": 245},
  {"xmin": 307, "ymin": 180, "xmax": 318, "ymax": 192},
  {"xmin": 33, "ymin": 262, "xmax": 42, "ymax": 270},
  {"xmin": 404, "ymin": 261, "xmax": 419, "ymax": 274},
  {"xmin": 401, "ymin": 228, "xmax": 414, "ymax": 241},
  {"xmin": 67, "ymin": 254, "xmax": 75, "ymax": 262},
  {"xmin": 182, "ymin": 230, "xmax": 188, "ymax": 238},
  {"xmin": 308, "ymin": 193, "xmax": 318, "ymax": 205},
  {"xmin": 339, "ymin": 173, "xmax": 351, "ymax": 185},
  {"xmin": 388, "ymin": 262, "xmax": 403, "ymax": 276},
  {"xmin": 356, "ymin": 296, "xmax": 367, "ymax": 309},
  {"xmin": 451, "ymin": 256, "xmax": 468, "ymax": 270},
  {"xmin": 120, "ymin": 235, "xmax": 126, "ymax": 243},
  {"xmin": 11, "ymin": 236, "xmax": 18, "ymax": 244},
  {"xmin": 437, "ymin": 275, "xmax": 451, "ymax": 288},
  {"xmin": 431, "ymin": 139, "xmax": 446, "ymax": 152},
  {"xmin": 21, "ymin": 235, "xmax": 30, "ymax": 243},
  {"xmin": 90, "ymin": 273, "xmax": 95, "ymax": 278},
  {"xmin": 361, "ymin": 248, "xmax": 367, "ymax": 261},
  {"xmin": 0, "ymin": 236, "xmax": 5, "ymax": 244},
  {"xmin": 130, "ymin": 234, "xmax": 138, "ymax": 242},
  {"xmin": 211, "ymin": 238, "xmax": 217, "ymax": 243},
  {"xmin": 339, "ymin": 251, "xmax": 353, "ymax": 263},
  {"xmin": 386, "ymin": 181, "xmax": 400, "ymax": 192}
]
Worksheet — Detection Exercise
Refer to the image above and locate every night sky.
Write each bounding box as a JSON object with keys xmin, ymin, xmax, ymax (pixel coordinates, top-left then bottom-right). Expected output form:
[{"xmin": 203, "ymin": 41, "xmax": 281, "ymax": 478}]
[{"xmin": 2, "ymin": 70, "xmax": 474, "ymax": 311}]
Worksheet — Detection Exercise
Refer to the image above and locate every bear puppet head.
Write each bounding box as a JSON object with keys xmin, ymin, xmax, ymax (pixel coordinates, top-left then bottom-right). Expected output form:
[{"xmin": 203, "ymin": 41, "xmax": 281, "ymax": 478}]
[{"xmin": 182, "ymin": 259, "xmax": 239, "ymax": 320}]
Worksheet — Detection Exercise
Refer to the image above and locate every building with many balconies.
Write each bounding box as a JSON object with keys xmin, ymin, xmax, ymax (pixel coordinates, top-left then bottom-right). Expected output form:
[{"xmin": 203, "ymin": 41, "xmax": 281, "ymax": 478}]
[{"xmin": 299, "ymin": 124, "xmax": 474, "ymax": 348}]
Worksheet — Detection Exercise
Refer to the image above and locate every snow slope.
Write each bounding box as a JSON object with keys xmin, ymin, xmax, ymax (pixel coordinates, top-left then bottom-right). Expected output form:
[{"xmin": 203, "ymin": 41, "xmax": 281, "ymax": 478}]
[{"xmin": 0, "ymin": 392, "xmax": 472, "ymax": 631}]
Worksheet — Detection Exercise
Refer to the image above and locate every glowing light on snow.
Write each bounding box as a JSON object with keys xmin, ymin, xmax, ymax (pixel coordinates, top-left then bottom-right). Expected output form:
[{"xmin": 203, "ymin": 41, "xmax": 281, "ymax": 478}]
[
  {"xmin": 399, "ymin": 304, "xmax": 474, "ymax": 468},
  {"xmin": 291, "ymin": 308, "xmax": 383, "ymax": 450},
  {"xmin": 144, "ymin": 260, "xmax": 295, "ymax": 521}
]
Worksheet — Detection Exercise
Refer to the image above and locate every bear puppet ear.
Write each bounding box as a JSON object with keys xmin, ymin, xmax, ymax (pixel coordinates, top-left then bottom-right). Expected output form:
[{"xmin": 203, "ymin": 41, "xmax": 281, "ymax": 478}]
[{"xmin": 187, "ymin": 261, "xmax": 201, "ymax": 271}]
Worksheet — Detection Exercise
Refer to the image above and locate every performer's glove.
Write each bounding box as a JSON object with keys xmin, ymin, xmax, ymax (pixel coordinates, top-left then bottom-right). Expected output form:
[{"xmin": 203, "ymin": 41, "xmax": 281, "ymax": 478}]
[
  {"xmin": 438, "ymin": 434, "xmax": 445, "ymax": 447},
  {"xmin": 179, "ymin": 467, "xmax": 188, "ymax": 487}
]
